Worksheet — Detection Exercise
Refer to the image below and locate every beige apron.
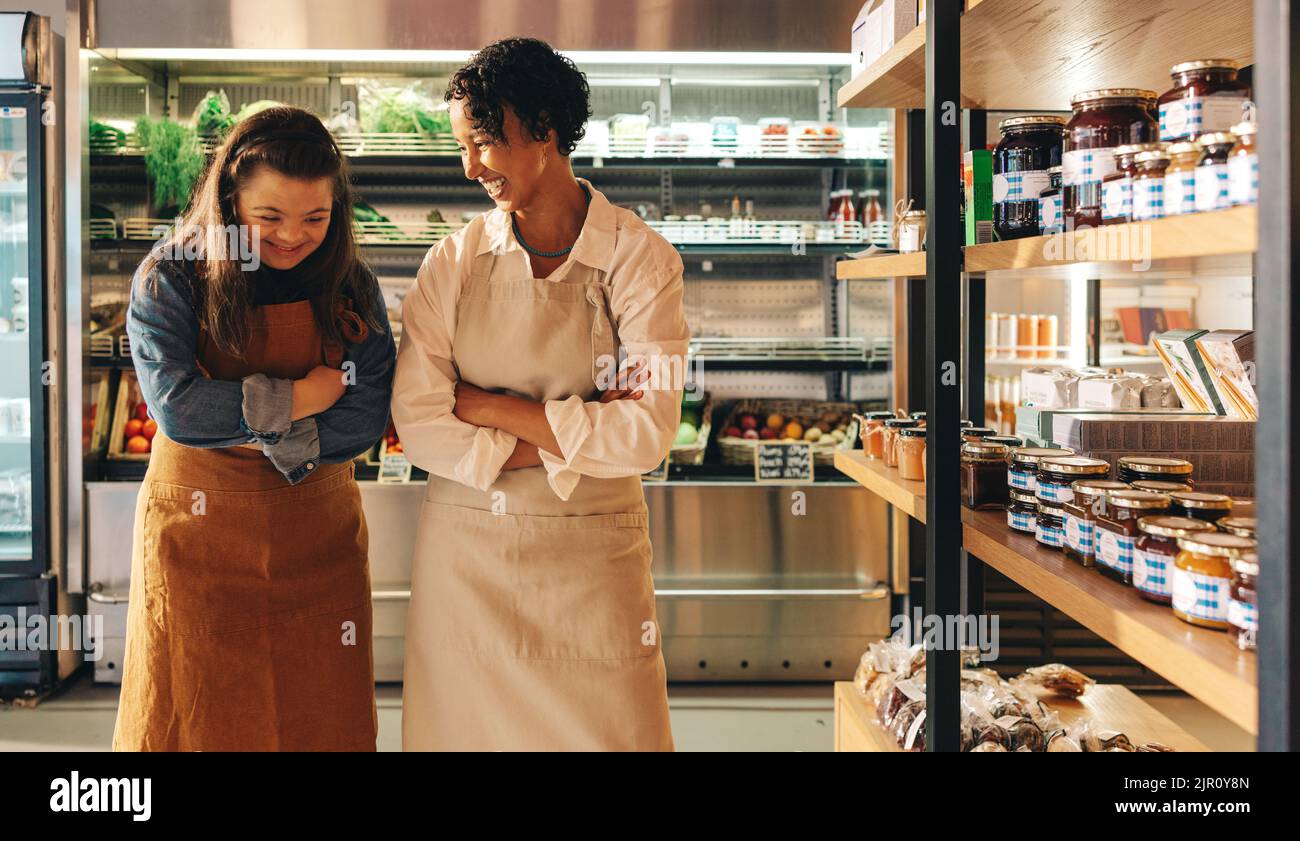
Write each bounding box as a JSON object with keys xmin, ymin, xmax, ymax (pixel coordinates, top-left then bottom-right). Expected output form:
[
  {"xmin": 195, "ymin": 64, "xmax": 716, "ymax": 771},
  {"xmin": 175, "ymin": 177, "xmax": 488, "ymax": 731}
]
[{"xmin": 402, "ymin": 245, "xmax": 674, "ymax": 752}]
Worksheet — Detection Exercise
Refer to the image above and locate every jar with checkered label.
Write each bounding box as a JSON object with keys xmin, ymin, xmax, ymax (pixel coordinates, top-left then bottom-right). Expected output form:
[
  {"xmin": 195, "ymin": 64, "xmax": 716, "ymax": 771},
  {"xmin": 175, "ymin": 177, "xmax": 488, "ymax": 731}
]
[
  {"xmin": 1163, "ymin": 140, "xmax": 1202, "ymax": 216},
  {"xmin": 1228, "ymin": 120, "xmax": 1258, "ymax": 206},
  {"xmin": 1228, "ymin": 551, "xmax": 1258, "ymax": 650},
  {"xmin": 1062, "ymin": 479, "xmax": 1129, "ymax": 567},
  {"xmin": 1036, "ymin": 456, "xmax": 1108, "ymax": 506},
  {"xmin": 1132, "ymin": 148, "xmax": 1171, "ymax": 221},
  {"xmin": 1007, "ymin": 489, "xmax": 1037, "ymax": 534},
  {"xmin": 1035, "ymin": 501, "xmax": 1067, "ymax": 549},
  {"xmin": 1157, "ymin": 60, "xmax": 1250, "ymax": 141},
  {"xmin": 1096, "ymin": 490, "xmax": 1171, "ymax": 585},
  {"xmin": 1063, "ymin": 89, "xmax": 1159, "ymax": 229},
  {"xmin": 1133, "ymin": 516, "xmax": 1214, "ymax": 604},
  {"xmin": 1118, "ymin": 455, "xmax": 1194, "ymax": 486},
  {"xmin": 993, "ymin": 115, "xmax": 1065, "ymax": 240},
  {"xmin": 1039, "ymin": 166, "xmax": 1063, "ymax": 234},
  {"xmin": 1009, "ymin": 446, "xmax": 1072, "ymax": 494},
  {"xmin": 1101, "ymin": 143, "xmax": 1159, "ymax": 225},
  {"xmin": 1173, "ymin": 532, "xmax": 1256, "ymax": 630},
  {"xmin": 1169, "ymin": 490, "xmax": 1233, "ymax": 524},
  {"xmin": 1194, "ymin": 132, "xmax": 1235, "ymax": 212}
]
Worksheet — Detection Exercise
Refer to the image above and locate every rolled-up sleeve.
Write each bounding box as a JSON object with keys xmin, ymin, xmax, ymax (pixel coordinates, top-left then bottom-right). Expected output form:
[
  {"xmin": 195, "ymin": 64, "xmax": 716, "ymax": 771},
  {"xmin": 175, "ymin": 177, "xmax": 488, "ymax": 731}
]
[
  {"xmin": 391, "ymin": 244, "xmax": 518, "ymax": 491},
  {"xmin": 538, "ymin": 237, "xmax": 690, "ymax": 500}
]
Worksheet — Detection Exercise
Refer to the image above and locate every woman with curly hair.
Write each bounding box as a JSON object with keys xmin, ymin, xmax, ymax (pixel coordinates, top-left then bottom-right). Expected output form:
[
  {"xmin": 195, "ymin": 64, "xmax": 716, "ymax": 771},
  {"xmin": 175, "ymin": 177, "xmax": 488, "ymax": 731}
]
[{"xmin": 393, "ymin": 38, "xmax": 688, "ymax": 751}]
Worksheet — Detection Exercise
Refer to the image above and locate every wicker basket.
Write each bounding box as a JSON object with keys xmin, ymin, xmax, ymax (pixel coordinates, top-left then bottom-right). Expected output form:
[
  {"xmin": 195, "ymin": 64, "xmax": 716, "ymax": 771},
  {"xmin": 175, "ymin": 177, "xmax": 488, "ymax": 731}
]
[
  {"xmin": 715, "ymin": 398, "xmax": 860, "ymax": 467},
  {"xmin": 670, "ymin": 393, "xmax": 713, "ymax": 466}
]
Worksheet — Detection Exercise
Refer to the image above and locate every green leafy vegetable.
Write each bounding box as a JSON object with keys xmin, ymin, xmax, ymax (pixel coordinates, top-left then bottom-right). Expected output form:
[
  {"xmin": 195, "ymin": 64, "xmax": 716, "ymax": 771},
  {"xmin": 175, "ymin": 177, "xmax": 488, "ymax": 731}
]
[
  {"xmin": 359, "ymin": 81, "xmax": 450, "ymax": 134},
  {"xmin": 135, "ymin": 117, "xmax": 205, "ymax": 212},
  {"xmin": 90, "ymin": 121, "xmax": 126, "ymax": 150},
  {"xmin": 352, "ymin": 201, "xmax": 409, "ymax": 241},
  {"xmin": 192, "ymin": 90, "xmax": 237, "ymax": 138}
]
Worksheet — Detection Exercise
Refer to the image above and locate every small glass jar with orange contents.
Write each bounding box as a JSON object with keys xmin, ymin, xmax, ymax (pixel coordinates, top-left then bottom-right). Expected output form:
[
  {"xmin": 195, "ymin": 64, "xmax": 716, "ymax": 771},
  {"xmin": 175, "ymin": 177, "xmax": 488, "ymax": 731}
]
[
  {"xmin": 881, "ymin": 418, "xmax": 918, "ymax": 468},
  {"xmin": 896, "ymin": 427, "xmax": 927, "ymax": 482},
  {"xmin": 1173, "ymin": 532, "xmax": 1256, "ymax": 630},
  {"xmin": 857, "ymin": 411, "xmax": 897, "ymax": 460}
]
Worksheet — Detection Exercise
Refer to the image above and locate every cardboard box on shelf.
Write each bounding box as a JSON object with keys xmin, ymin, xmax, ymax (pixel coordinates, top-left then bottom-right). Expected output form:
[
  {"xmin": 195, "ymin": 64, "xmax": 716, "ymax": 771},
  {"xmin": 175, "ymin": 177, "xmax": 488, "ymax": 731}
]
[
  {"xmin": 1050, "ymin": 412, "xmax": 1255, "ymax": 454},
  {"xmin": 1153, "ymin": 328, "xmax": 1222, "ymax": 414},
  {"xmin": 1014, "ymin": 405, "xmax": 1214, "ymax": 447},
  {"xmin": 963, "ymin": 149, "xmax": 994, "ymax": 245},
  {"xmin": 1195, "ymin": 329, "xmax": 1258, "ymax": 420}
]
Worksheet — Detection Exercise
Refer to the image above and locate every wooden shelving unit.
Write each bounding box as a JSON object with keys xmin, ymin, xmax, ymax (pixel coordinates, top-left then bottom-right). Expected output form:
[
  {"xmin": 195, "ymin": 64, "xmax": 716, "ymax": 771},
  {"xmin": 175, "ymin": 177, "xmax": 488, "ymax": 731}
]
[
  {"xmin": 834, "ymin": 451, "xmax": 926, "ymax": 523},
  {"xmin": 837, "ymin": 250, "xmax": 926, "ymax": 279}
]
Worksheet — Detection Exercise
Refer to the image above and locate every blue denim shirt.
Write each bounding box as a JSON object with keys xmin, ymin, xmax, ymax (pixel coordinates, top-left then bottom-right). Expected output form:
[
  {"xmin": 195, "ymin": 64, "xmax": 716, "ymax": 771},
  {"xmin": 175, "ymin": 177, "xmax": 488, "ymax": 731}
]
[{"xmin": 126, "ymin": 256, "xmax": 396, "ymax": 484}]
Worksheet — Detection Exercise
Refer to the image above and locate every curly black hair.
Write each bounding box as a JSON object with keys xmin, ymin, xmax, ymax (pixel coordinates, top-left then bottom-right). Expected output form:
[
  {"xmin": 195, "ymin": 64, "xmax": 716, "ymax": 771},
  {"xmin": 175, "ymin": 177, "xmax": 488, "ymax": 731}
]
[{"xmin": 445, "ymin": 37, "xmax": 592, "ymax": 156}]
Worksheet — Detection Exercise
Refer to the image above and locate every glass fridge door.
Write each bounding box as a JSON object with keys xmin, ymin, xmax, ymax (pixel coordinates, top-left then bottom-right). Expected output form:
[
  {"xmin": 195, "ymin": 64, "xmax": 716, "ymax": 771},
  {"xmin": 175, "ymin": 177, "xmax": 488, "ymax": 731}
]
[{"xmin": 0, "ymin": 92, "xmax": 43, "ymax": 577}]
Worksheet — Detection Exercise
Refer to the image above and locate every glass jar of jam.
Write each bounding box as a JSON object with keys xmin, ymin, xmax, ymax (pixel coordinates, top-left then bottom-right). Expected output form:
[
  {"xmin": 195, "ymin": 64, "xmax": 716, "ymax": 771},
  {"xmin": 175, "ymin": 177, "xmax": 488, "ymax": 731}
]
[
  {"xmin": 1007, "ymin": 490, "xmax": 1037, "ymax": 534},
  {"xmin": 1039, "ymin": 165, "xmax": 1063, "ymax": 234},
  {"xmin": 1132, "ymin": 148, "xmax": 1171, "ymax": 221},
  {"xmin": 1158, "ymin": 59, "xmax": 1251, "ymax": 141},
  {"xmin": 961, "ymin": 442, "xmax": 1010, "ymax": 510},
  {"xmin": 1194, "ymin": 132, "xmax": 1235, "ymax": 213},
  {"xmin": 1117, "ymin": 455, "xmax": 1194, "ymax": 486},
  {"xmin": 857, "ymin": 411, "xmax": 898, "ymax": 460},
  {"xmin": 882, "ymin": 418, "xmax": 918, "ymax": 468},
  {"xmin": 1036, "ymin": 456, "xmax": 1109, "ymax": 506},
  {"xmin": 1228, "ymin": 120, "xmax": 1257, "ymax": 206},
  {"xmin": 1063, "ymin": 89, "xmax": 1159, "ymax": 229},
  {"xmin": 1169, "ymin": 491, "xmax": 1233, "ymax": 523},
  {"xmin": 1218, "ymin": 516, "xmax": 1257, "ymax": 539},
  {"xmin": 1036, "ymin": 501, "xmax": 1067, "ymax": 549},
  {"xmin": 897, "ymin": 427, "xmax": 927, "ymax": 482},
  {"xmin": 1173, "ymin": 533, "xmax": 1257, "ymax": 630},
  {"xmin": 1062, "ymin": 479, "xmax": 1130, "ymax": 567},
  {"xmin": 1163, "ymin": 140, "xmax": 1203, "ymax": 216},
  {"xmin": 1130, "ymin": 479, "xmax": 1192, "ymax": 495},
  {"xmin": 1009, "ymin": 446, "xmax": 1073, "ymax": 494},
  {"xmin": 963, "ymin": 426, "xmax": 997, "ymax": 442},
  {"xmin": 1132, "ymin": 515, "xmax": 1215, "ymax": 604},
  {"xmin": 986, "ymin": 435, "xmax": 1024, "ymax": 448},
  {"xmin": 1095, "ymin": 490, "xmax": 1171, "ymax": 584},
  {"xmin": 1101, "ymin": 143, "xmax": 1160, "ymax": 225},
  {"xmin": 993, "ymin": 115, "xmax": 1066, "ymax": 240},
  {"xmin": 1228, "ymin": 552, "xmax": 1258, "ymax": 650}
]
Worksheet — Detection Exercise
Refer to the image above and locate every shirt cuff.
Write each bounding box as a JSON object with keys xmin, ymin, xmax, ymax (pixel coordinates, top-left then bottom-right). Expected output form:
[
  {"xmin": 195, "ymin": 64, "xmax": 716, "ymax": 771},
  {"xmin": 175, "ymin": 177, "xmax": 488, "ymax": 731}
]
[
  {"xmin": 240, "ymin": 374, "xmax": 294, "ymax": 445},
  {"xmin": 452, "ymin": 426, "xmax": 519, "ymax": 491},
  {"xmin": 261, "ymin": 418, "xmax": 322, "ymax": 484},
  {"xmin": 540, "ymin": 395, "xmax": 593, "ymax": 501}
]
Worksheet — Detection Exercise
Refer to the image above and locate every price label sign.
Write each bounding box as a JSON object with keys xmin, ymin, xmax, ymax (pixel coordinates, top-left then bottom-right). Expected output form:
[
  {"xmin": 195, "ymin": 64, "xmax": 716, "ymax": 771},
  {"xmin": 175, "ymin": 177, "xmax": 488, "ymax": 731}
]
[
  {"xmin": 754, "ymin": 440, "xmax": 814, "ymax": 484},
  {"xmin": 643, "ymin": 451, "xmax": 670, "ymax": 482},
  {"xmin": 378, "ymin": 451, "xmax": 412, "ymax": 484}
]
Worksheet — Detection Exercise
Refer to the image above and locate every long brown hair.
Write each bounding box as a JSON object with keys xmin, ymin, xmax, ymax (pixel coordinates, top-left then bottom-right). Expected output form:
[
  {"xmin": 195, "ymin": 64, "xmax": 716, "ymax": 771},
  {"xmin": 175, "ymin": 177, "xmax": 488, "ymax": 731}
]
[{"xmin": 141, "ymin": 106, "xmax": 383, "ymax": 356}]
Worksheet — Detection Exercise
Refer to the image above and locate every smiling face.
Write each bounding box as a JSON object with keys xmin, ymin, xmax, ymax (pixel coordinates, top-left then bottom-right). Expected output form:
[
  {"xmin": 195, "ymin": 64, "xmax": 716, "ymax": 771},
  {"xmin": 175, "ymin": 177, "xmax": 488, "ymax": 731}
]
[
  {"xmin": 234, "ymin": 166, "xmax": 335, "ymax": 270},
  {"xmin": 450, "ymin": 97, "xmax": 549, "ymax": 213}
]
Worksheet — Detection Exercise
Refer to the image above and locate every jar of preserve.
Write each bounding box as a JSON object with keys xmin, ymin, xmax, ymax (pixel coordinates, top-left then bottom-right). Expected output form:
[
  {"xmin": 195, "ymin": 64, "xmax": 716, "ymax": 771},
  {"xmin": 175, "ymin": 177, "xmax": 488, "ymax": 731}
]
[
  {"xmin": 1169, "ymin": 491, "xmax": 1233, "ymax": 523},
  {"xmin": 961, "ymin": 441, "xmax": 1010, "ymax": 510},
  {"xmin": 1039, "ymin": 166, "xmax": 1064, "ymax": 234},
  {"xmin": 897, "ymin": 427, "xmax": 927, "ymax": 482},
  {"xmin": 1009, "ymin": 446, "xmax": 1072, "ymax": 493},
  {"xmin": 963, "ymin": 426, "xmax": 997, "ymax": 442},
  {"xmin": 1132, "ymin": 515, "xmax": 1215, "ymax": 604},
  {"xmin": 1036, "ymin": 501, "xmax": 1067, "ymax": 549},
  {"xmin": 1158, "ymin": 60, "xmax": 1251, "ymax": 141},
  {"xmin": 1063, "ymin": 89, "xmax": 1159, "ymax": 229},
  {"xmin": 1007, "ymin": 489, "xmax": 1037, "ymax": 534},
  {"xmin": 1228, "ymin": 120, "xmax": 1257, "ymax": 206},
  {"xmin": 1228, "ymin": 552, "xmax": 1258, "ymax": 650},
  {"xmin": 1095, "ymin": 490, "xmax": 1171, "ymax": 584},
  {"xmin": 898, "ymin": 209, "xmax": 927, "ymax": 252},
  {"xmin": 1173, "ymin": 532, "xmax": 1256, "ymax": 630},
  {"xmin": 1163, "ymin": 140, "xmax": 1203, "ymax": 216},
  {"xmin": 857, "ymin": 411, "xmax": 898, "ymax": 460},
  {"xmin": 1194, "ymin": 132, "xmax": 1235, "ymax": 213},
  {"xmin": 1037, "ymin": 456, "xmax": 1109, "ymax": 506},
  {"xmin": 1117, "ymin": 455, "xmax": 1194, "ymax": 485},
  {"xmin": 1130, "ymin": 479, "xmax": 1192, "ymax": 495},
  {"xmin": 1101, "ymin": 143, "xmax": 1160, "ymax": 225},
  {"xmin": 1218, "ymin": 516, "xmax": 1257, "ymax": 539},
  {"xmin": 881, "ymin": 418, "xmax": 918, "ymax": 468},
  {"xmin": 909, "ymin": 411, "xmax": 927, "ymax": 425},
  {"xmin": 1132, "ymin": 148, "xmax": 1171, "ymax": 221},
  {"xmin": 986, "ymin": 435, "xmax": 1024, "ymax": 448},
  {"xmin": 993, "ymin": 115, "xmax": 1066, "ymax": 240},
  {"xmin": 1062, "ymin": 479, "xmax": 1129, "ymax": 567}
]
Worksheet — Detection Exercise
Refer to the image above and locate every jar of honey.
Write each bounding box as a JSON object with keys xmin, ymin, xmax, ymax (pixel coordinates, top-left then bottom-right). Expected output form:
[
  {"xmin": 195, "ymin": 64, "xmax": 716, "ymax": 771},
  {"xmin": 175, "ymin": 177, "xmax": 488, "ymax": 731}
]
[
  {"xmin": 1132, "ymin": 515, "xmax": 1215, "ymax": 604},
  {"xmin": 1173, "ymin": 533, "xmax": 1257, "ymax": 630},
  {"xmin": 1132, "ymin": 148, "xmax": 1171, "ymax": 221},
  {"xmin": 897, "ymin": 427, "xmax": 927, "ymax": 482},
  {"xmin": 1163, "ymin": 140, "xmax": 1203, "ymax": 216}
]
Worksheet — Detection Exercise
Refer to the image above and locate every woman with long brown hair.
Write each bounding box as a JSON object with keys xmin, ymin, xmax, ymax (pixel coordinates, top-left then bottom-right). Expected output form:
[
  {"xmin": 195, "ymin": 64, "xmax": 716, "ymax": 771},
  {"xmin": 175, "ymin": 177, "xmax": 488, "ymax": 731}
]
[{"xmin": 113, "ymin": 106, "xmax": 395, "ymax": 751}]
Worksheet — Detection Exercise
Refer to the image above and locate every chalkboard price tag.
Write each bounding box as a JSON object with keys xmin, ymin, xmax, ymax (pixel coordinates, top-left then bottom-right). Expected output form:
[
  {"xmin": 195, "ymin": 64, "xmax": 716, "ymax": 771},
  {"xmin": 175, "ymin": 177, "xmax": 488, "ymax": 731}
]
[
  {"xmin": 754, "ymin": 440, "xmax": 815, "ymax": 483},
  {"xmin": 378, "ymin": 451, "xmax": 413, "ymax": 484},
  {"xmin": 644, "ymin": 451, "xmax": 670, "ymax": 482}
]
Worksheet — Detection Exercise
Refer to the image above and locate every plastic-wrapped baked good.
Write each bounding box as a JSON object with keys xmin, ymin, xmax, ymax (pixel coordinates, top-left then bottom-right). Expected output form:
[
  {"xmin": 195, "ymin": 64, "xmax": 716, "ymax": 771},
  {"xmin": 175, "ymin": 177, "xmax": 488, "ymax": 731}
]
[
  {"xmin": 880, "ymin": 677, "xmax": 924, "ymax": 728},
  {"xmin": 1046, "ymin": 730, "xmax": 1083, "ymax": 752},
  {"xmin": 1005, "ymin": 717, "xmax": 1046, "ymax": 752},
  {"xmin": 892, "ymin": 700, "xmax": 927, "ymax": 751},
  {"xmin": 1136, "ymin": 741, "xmax": 1176, "ymax": 752},
  {"xmin": 971, "ymin": 742, "xmax": 1008, "ymax": 752},
  {"xmin": 1013, "ymin": 663, "xmax": 1095, "ymax": 698}
]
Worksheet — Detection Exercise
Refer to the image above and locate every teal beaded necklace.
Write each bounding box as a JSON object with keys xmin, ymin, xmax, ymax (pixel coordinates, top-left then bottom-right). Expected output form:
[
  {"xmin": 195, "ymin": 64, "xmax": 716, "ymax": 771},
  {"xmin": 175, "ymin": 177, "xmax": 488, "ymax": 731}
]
[{"xmin": 511, "ymin": 183, "xmax": 592, "ymax": 258}]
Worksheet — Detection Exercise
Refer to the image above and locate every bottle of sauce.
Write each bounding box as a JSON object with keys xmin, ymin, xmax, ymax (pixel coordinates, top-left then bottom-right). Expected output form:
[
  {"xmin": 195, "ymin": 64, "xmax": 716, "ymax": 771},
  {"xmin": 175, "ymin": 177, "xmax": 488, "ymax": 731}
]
[{"xmin": 1063, "ymin": 89, "xmax": 1159, "ymax": 229}]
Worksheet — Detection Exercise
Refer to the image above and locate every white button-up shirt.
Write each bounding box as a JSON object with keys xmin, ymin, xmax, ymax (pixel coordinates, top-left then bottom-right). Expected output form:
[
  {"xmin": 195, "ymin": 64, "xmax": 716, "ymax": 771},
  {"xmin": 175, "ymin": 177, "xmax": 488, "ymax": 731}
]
[{"xmin": 392, "ymin": 180, "xmax": 690, "ymax": 500}]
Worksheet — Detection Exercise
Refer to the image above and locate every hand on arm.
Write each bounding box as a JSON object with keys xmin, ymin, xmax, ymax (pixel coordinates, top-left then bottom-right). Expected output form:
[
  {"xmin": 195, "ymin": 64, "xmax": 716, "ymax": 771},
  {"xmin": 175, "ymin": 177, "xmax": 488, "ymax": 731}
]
[{"xmin": 291, "ymin": 364, "xmax": 348, "ymax": 420}]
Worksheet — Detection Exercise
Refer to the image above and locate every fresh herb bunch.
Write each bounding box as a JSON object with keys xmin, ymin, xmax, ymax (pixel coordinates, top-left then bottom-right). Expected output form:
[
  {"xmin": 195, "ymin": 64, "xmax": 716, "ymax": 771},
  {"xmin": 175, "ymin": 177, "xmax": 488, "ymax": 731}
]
[
  {"xmin": 135, "ymin": 117, "xmax": 205, "ymax": 212},
  {"xmin": 193, "ymin": 90, "xmax": 237, "ymax": 138}
]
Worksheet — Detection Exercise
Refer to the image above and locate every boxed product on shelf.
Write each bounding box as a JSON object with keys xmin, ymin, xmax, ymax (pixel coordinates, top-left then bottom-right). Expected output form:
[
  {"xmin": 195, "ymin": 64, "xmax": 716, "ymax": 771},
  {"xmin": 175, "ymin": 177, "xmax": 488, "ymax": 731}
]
[
  {"xmin": 1021, "ymin": 367, "xmax": 1078, "ymax": 408},
  {"xmin": 106, "ymin": 370, "xmax": 155, "ymax": 461},
  {"xmin": 1077, "ymin": 374, "xmax": 1143, "ymax": 410},
  {"xmin": 1195, "ymin": 329, "xmax": 1258, "ymax": 420},
  {"xmin": 852, "ymin": 0, "xmax": 919, "ymax": 72},
  {"xmin": 963, "ymin": 149, "xmax": 994, "ymax": 245},
  {"xmin": 716, "ymin": 398, "xmax": 858, "ymax": 467},
  {"xmin": 1152, "ymin": 328, "xmax": 1223, "ymax": 414},
  {"xmin": 1014, "ymin": 405, "xmax": 1213, "ymax": 447}
]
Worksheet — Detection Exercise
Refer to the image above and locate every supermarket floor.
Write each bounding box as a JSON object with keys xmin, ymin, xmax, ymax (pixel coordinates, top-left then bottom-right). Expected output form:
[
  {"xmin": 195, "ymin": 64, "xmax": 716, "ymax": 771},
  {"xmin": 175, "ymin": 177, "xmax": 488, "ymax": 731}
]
[{"xmin": 0, "ymin": 673, "xmax": 1254, "ymax": 751}]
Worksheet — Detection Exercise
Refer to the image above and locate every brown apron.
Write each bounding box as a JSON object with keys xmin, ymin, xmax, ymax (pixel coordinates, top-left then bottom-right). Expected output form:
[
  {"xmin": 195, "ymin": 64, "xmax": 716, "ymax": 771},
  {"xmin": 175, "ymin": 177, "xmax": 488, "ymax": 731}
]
[
  {"xmin": 401, "ymin": 247, "xmax": 674, "ymax": 752},
  {"xmin": 112, "ymin": 297, "xmax": 378, "ymax": 752}
]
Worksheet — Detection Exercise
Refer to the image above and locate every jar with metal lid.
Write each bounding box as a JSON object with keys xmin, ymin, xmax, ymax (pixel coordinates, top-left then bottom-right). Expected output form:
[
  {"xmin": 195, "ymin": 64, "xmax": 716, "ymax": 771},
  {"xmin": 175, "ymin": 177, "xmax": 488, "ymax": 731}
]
[
  {"xmin": 1228, "ymin": 552, "xmax": 1258, "ymax": 650},
  {"xmin": 961, "ymin": 442, "xmax": 1010, "ymax": 510},
  {"xmin": 1130, "ymin": 479, "xmax": 1192, "ymax": 495},
  {"xmin": 1063, "ymin": 89, "xmax": 1159, "ymax": 229},
  {"xmin": 1218, "ymin": 516, "xmax": 1257, "ymax": 538},
  {"xmin": 1101, "ymin": 143, "xmax": 1160, "ymax": 225},
  {"xmin": 1095, "ymin": 490, "xmax": 1172, "ymax": 584},
  {"xmin": 1173, "ymin": 533, "xmax": 1256, "ymax": 630},
  {"xmin": 1169, "ymin": 491, "xmax": 1233, "ymax": 523},
  {"xmin": 1036, "ymin": 456, "xmax": 1109, "ymax": 506},
  {"xmin": 1117, "ymin": 455, "xmax": 1194, "ymax": 485},
  {"xmin": 1035, "ymin": 501, "xmax": 1067, "ymax": 549},
  {"xmin": 986, "ymin": 435, "xmax": 1023, "ymax": 448},
  {"xmin": 881, "ymin": 418, "xmax": 918, "ymax": 468},
  {"xmin": 1228, "ymin": 121, "xmax": 1257, "ymax": 206},
  {"xmin": 1008, "ymin": 446, "xmax": 1073, "ymax": 493},
  {"xmin": 1132, "ymin": 148, "xmax": 1171, "ymax": 221},
  {"xmin": 909, "ymin": 411, "xmax": 927, "ymax": 424},
  {"xmin": 1163, "ymin": 140, "xmax": 1203, "ymax": 216},
  {"xmin": 1039, "ymin": 166, "xmax": 1064, "ymax": 234},
  {"xmin": 1062, "ymin": 479, "xmax": 1130, "ymax": 567},
  {"xmin": 962, "ymin": 426, "xmax": 997, "ymax": 442},
  {"xmin": 1133, "ymin": 516, "xmax": 1216, "ymax": 604},
  {"xmin": 993, "ymin": 115, "xmax": 1066, "ymax": 240},
  {"xmin": 897, "ymin": 427, "xmax": 927, "ymax": 482},
  {"xmin": 1007, "ymin": 489, "xmax": 1037, "ymax": 534},
  {"xmin": 1158, "ymin": 60, "xmax": 1251, "ymax": 141},
  {"xmin": 898, "ymin": 209, "xmax": 927, "ymax": 253},
  {"xmin": 856, "ymin": 411, "xmax": 898, "ymax": 460},
  {"xmin": 1194, "ymin": 132, "xmax": 1236, "ymax": 213}
]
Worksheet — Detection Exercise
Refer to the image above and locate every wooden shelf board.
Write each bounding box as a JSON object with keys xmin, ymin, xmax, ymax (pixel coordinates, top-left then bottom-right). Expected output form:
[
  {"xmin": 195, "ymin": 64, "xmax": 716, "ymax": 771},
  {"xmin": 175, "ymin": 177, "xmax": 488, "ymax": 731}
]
[
  {"xmin": 840, "ymin": 0, "xmax": 1253, "ymax": 111},
  {"xmin": 834, "ymin": 451, "xmax": 927, "ymax": 523},
  {"xmin": 837, "ymin": 251, "xmax": 927, "ymax": 279},
  {"xmin": 961, "ymin": 508, "xmax": 1257, "ymax": 735},
  {"xmin": 964, "ymin": 207, "xmax": 1258, "ymax": 273},
  {"xmin": 834, "ymin": 680, "xmax": 1209, "ymax": 751}
]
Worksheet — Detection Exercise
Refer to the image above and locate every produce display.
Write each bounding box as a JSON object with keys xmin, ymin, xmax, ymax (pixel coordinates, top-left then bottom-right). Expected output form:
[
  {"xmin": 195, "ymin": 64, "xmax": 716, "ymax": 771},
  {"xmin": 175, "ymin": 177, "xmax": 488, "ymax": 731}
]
[
  {"xmin": 192, "ymin": 89, "xmax": 238, "ymax": 139},
  {"xmin": 134, "ymin": 117, "xmax": 205, "ymax": 211},
  {"xmin": 359, "ymin": 80, "xmax": 452, "ymax": 135},
  {"xmin": 107, "ymin": 373, "xmax": 155, "ymax": 461}
]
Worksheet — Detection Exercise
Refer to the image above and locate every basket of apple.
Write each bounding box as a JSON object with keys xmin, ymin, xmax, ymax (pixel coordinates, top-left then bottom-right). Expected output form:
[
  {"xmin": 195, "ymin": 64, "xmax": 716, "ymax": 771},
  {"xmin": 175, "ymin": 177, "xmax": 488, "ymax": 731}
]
[
  {"xmin": 717, "ymin": 398, "xmax": 858, "ymax": 466},
  {"xmin": 106, "ymin": 371, "xmax": 157, "ymax": 461}
]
